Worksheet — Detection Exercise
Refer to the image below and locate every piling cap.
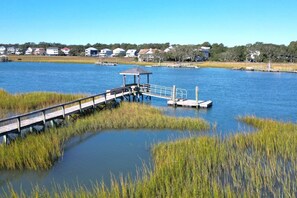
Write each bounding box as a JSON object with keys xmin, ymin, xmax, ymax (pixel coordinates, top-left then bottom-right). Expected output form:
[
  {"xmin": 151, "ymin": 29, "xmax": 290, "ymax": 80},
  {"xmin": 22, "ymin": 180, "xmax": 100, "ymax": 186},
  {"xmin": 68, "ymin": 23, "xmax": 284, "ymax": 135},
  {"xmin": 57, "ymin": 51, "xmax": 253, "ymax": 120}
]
[{"xmin": 120, "ymin": 67, "xmax": 152, "ymax": 75}]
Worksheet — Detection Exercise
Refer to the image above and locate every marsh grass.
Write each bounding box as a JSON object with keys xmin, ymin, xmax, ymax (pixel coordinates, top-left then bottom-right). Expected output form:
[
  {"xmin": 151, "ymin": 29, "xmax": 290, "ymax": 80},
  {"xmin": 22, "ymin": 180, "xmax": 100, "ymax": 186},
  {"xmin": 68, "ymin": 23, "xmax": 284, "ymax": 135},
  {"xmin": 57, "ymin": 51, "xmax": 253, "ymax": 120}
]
[
  {"xmin": 0, "ymin": 102, "xmax": 209, "ymax": 170},
  {"xmin": 3, "ymin": 116, "xmax": 297, "ymax": 197},
  {"xmin": 0, "ymin": 89, "xmax": 84, "ymax": 118}
]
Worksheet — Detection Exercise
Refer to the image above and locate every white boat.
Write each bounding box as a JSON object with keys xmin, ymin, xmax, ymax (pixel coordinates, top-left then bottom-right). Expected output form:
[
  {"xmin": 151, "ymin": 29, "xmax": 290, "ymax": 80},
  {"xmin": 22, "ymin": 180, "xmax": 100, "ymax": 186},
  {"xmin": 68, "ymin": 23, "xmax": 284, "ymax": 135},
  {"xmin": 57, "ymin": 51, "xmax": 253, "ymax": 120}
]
[{"xmin": 95, "ymin": 62, "xmax": 117, "ymax": 66}]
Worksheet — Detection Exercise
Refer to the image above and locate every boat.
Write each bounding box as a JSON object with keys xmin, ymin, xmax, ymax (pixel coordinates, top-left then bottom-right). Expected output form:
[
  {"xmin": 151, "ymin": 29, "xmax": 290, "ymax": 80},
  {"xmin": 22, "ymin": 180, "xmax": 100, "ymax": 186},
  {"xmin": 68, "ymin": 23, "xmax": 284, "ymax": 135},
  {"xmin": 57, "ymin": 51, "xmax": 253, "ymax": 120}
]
[{"xmin": 95, "ymin": 62, "xmax": 117, "ymax": 66}]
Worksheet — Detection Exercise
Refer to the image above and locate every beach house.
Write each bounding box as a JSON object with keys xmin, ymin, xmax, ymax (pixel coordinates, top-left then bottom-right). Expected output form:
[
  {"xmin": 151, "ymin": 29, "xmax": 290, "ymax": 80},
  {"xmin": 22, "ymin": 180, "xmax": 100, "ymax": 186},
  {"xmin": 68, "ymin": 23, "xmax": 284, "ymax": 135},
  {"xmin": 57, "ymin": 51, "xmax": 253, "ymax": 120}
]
[
  {"xmin": 112, "ymin": 48, "xmax": 126, "ymax": 57},
  {"xmin": 46, "ymin": 47, "xmax": 59, "ymax": 56},
  {"xmin": 7, "ymin": 46, "xmax": 15, "ymax": 54},
  {"xmin": 99, "ymin": 49, "xmax": 112, "ymax": 57},
  {"xmin": 25, "ymin": 47, "xmax": 34, "ymax": 55},
  {"xmin": 125, "ymin": 49, "xmax": 137, "ymax": 57},
  {"xmin": 0, "ymin": 46, "xmax": 6, "ymax": 55},
  {"xmin": 85, "ymin": 47, "xmax": 98, "ymax": 56}
]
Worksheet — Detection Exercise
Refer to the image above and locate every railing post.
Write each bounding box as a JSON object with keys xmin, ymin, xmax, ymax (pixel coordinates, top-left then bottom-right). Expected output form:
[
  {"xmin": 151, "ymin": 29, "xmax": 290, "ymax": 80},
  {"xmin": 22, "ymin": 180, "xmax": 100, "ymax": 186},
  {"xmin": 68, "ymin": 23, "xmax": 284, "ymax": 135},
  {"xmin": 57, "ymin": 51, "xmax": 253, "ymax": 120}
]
[
  {"xmin": 62, "ymin": 105, "xmax": 65, "ymax": 118},
  {"xmin": 17, "ymin": 117, "xmax": 21, "ymax": 133},
  {"xmin": 79, "ymin": 101, "xmax": 82, "ymax": 113},
  {"xmin": 42, "ymin": 110, "xmax": 46, "ymax": 125},
  {"xmin": 104, "ymin": 93, "xmax": 107, "ymax": 104},
  {"xmin": 92, "ymin": 97, "xmax": 95, "ymax": 108},
  {"xmin": 3, "ymin": 135, "xmax": 7, "ymax": 144}
]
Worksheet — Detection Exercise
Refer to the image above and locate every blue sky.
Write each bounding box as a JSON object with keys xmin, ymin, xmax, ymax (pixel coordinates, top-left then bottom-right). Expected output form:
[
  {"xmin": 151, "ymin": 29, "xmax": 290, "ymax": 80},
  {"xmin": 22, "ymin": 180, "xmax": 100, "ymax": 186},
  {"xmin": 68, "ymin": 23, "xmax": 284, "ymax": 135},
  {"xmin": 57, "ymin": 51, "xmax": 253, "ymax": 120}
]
[{"xmin": 1, "ymin": 0, "xmax": 296, "ymax": 46}]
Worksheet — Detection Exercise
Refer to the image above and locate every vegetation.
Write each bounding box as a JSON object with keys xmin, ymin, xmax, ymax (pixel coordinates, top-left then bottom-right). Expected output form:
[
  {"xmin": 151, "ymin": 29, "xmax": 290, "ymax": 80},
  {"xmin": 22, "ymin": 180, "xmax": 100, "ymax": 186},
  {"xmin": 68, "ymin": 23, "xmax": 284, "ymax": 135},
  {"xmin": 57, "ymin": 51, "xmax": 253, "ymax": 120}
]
[
  {"xmin": 3, "ymin": 116, "xmax": 297, "ymax": 197},
  {"xmin": 0, "ymin": 102, "xmax": 209, "ymax": 170},
  {"xmin": 0, "ymin": 89, "xmax": 84, "ymax": 119}
]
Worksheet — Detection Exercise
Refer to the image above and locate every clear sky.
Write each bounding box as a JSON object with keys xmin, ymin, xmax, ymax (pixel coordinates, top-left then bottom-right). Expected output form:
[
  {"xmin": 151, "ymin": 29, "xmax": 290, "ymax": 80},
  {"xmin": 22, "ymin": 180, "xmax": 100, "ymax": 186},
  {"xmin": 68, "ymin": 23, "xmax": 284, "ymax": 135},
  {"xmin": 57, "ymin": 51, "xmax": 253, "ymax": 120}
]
[{"xmin": 1, "ymin": 0, "xmax": 296, "ymax": 46}]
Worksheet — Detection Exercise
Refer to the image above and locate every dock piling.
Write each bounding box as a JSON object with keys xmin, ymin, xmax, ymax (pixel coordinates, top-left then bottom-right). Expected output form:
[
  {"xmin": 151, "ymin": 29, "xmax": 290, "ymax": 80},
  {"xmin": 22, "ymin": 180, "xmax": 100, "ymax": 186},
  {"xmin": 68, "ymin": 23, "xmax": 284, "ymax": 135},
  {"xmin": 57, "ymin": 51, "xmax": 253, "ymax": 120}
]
[
  {"xmin": 195, "ymin": 86, "xmax": 199, "ymax": 107},
  {"xmin": 172, "ymin": 85, "xmax": 176, "ymax": 106}
]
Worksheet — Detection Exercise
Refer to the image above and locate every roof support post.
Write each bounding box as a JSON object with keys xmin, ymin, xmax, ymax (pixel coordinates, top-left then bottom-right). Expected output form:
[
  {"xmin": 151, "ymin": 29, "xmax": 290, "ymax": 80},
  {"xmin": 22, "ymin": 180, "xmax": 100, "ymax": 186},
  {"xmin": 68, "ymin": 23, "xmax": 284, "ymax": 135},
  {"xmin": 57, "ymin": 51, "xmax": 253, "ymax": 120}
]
[
  {"xmin": 123, "ymin": 75, "xmax": 126, "ymax": 87},
  {"xmin": 147, "ymin": 74, "xmax": 149, "ymax": 84}
]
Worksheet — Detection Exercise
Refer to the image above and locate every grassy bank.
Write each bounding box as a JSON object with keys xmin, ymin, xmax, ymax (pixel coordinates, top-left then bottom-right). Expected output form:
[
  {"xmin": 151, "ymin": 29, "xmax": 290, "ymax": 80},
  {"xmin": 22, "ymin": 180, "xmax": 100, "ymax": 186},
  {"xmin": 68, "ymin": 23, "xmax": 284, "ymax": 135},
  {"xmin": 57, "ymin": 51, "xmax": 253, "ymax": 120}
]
[
  {"xmin": 4, "ymin": 116, "xmax": 297, "ymax": 197},
  {"xmin": 8, "ymin": 55, "xmax": 297, "ymax": 71},
  {"xmin": 0, "ymin": 102, "xmax": 209, "ymax": 170},
  {"xmin": 0, "ymin": 90, "xmax": 84, "ymax": 119}
]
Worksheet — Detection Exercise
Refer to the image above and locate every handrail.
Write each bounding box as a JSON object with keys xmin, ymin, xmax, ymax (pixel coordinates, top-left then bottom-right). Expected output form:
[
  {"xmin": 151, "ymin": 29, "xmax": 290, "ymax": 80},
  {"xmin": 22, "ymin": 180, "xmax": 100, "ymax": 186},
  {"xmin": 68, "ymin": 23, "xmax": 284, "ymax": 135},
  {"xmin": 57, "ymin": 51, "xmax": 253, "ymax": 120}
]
[{"xmin": 0, "ymin": 86, "xmax": 130, "ymax": 124}]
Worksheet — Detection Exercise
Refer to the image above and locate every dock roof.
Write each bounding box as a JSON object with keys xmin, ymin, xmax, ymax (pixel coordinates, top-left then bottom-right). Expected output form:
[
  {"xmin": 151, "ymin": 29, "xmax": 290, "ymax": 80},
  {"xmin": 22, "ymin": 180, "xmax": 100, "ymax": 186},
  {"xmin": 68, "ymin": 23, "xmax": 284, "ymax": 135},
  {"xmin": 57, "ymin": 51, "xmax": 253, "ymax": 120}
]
[{"xmin": 120, "ymin": 67, "xmax": 152, "ymax": 75}]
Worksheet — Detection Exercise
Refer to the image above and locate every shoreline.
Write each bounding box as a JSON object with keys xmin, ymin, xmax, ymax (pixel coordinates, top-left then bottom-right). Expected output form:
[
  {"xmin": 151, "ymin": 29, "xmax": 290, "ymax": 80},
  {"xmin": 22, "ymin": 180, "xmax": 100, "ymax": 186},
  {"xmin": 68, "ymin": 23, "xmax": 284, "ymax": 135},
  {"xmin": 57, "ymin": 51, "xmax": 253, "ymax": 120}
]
[{"xmin": 7, "ymin": 55, "xmax": 297, "ymax": 73}]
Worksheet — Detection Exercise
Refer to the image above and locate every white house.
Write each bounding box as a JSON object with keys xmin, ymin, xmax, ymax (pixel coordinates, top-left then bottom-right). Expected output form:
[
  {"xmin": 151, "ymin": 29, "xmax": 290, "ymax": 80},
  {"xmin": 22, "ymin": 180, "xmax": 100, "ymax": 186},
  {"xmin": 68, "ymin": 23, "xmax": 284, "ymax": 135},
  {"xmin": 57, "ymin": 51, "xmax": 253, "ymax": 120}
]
[
  {"xmin": 25, "ymin": 47, "xmax": 34, "ymax": 55},
  {"xmin": 0, "ymin": 46, "xmax": 6, "ymax": 55},
  {"xmin": 164, "ymin": 46, "xmax": 174, "ymax": 53},
  {"xmin": 112, "ymin": 48, "xmax": 126, "ymax": 57},
  {"xmin": 199, "ymin": 46, "xmax": 210, "ymax": 59},
  {"xmin": 99, "ymin": 48, "xmax": 112, "ymax": 57},
  {"xmin": 15, "ymin": 48, "xmax": 23, "ymax": 55},
  {"xmin": 125, "ymin": 49, "xmax": 137, "ymax": 57},
  {"xmin": 34, "ymin": 48, "xmax": 45, "ymax": 55},
  {"xmin": 46, "ymin": 47, "xmax": 59, "ymax": 56},
  {"xmin": 61, "ymin": 47, "xmax": 70, "ymax": 55},
  {"xmin": 85, "ymin": 47, "xmax": 98, "ymax": 56},
  {"xmin": 7, "ymin": 47, "xmax": 15, "ymax": 54}
]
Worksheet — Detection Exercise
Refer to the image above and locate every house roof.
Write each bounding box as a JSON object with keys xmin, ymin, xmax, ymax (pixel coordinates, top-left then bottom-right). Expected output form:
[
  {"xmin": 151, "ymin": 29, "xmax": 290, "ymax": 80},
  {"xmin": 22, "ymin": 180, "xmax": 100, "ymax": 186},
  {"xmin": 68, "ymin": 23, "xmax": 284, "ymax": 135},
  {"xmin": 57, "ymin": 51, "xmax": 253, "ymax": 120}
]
[
  {"xmin": 120, "ymin": 67, "xmax": 152, "ymax": 76},
  {"xmin": 138, "ymin": 49, "xmax": 149, "ymax": 55},
  {"xmin": 126, "ymin": 49, "xmax": 137, "ymax": 52},
  {"xmin": 113, "ymin": 48, "xmax": 125, "ymax": 51},
  {"xmin": 47, "ymin": 47, "xmax": 58, "ymax": 50},
  {"xmin": 86, "ymin": 47, "xmax": 97, "ymax": 51}
]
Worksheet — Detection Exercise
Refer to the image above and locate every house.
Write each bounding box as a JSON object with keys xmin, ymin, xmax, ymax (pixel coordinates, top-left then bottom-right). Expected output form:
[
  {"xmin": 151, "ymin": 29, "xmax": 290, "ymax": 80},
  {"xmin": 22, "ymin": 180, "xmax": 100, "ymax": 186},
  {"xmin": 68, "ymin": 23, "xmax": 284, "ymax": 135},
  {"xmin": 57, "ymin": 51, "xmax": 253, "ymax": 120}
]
[
  {"xmin": 25, "ymin": 47, "xmax": 34, "ymax": 55},
  {"xmin": 34, "ymin": 48, "xmax": 45, "ymax": 55},
  {"xmin": 46, "ymin": 47, "xmax": 59, "ymax": 56},
  {"xmin": 7, "ymin": 46, "xmax": 15, "ymax": 54},
  {"xmin": 138, "ymin": 48, "xmax": 161, "ymax": 62},
  {"xmin": 99, "ymin": 48, "xmax": 112, "ymax": 57},
  {"xmin": 61, "ymin": 47, "xmax": 70, "ymax": 55},
  {"xmin": 164, "ymin": 46, "xmax": 174, "ymax": 53},
  {"xmin": 199, "ymin": 46, "xmax": 210, "ymax": 60},
  {"xmin": 112, "ymin": 48, "xmax": 126, "ymax": 57},
  {"xmin": 125, "ymin": 49, "xmax": 137, "ymax": 57},
  {"xmin": 15, "ymin": 48, "xmax": 23, "ymax": 55},
  {"xmin": 0, "ymin": 46, "xmax": 6, "ymax": 55},
  {"xmin": 85, "ymin": 47, "xmax": 98, "ymax": 56}
]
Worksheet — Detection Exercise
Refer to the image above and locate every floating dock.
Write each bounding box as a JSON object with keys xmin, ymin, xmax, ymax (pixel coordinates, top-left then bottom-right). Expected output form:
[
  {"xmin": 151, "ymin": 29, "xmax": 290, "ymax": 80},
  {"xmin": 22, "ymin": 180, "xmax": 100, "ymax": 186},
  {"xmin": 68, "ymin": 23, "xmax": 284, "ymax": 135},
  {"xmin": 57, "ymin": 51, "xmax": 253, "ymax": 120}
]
[{"xmin": 167, "ymin": 99, "xmax": 213, "ymax": 108}]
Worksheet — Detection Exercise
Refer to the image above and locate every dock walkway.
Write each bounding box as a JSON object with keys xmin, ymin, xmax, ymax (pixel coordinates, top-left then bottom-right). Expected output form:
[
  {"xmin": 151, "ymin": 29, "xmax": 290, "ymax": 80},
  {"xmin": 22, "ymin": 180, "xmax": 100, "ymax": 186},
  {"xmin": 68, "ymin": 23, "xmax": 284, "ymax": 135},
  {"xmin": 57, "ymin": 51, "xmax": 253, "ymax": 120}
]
[{"xmin": 0, "ymin": 88, "xmax": 131, "ymax": 136}]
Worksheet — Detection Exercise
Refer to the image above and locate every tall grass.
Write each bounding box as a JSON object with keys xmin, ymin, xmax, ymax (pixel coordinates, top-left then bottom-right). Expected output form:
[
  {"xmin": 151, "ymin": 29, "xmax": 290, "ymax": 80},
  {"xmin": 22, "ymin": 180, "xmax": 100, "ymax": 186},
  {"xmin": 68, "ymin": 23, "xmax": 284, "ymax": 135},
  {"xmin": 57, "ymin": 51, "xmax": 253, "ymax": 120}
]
[
  {"xmin": 0, "ymin": 102, "xmax": 209, "ymax": 170},
  {"xmin": 0, "ymin": 89, "xmax": 84, "ymax": 118},
  {"xmin": 3, "ymin": 116, "xmax": 297, "ymax": 197}
]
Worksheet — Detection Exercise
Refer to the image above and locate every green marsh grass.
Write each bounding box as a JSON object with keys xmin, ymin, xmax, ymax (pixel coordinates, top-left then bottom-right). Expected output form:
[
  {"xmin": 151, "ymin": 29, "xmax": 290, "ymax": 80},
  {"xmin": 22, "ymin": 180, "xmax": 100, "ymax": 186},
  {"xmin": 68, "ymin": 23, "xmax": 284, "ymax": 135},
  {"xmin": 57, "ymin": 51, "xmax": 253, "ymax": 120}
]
[
  {"xmin": 0, "ymin": 89, "xmax": 84, "ymax": 118},
  {"xmin": 0, "ymin": 102, "xmax": 209, "ymax": 170},
  {"xmin": 3, "ymin": 116, "xmax": 297, "ymax": 197}
]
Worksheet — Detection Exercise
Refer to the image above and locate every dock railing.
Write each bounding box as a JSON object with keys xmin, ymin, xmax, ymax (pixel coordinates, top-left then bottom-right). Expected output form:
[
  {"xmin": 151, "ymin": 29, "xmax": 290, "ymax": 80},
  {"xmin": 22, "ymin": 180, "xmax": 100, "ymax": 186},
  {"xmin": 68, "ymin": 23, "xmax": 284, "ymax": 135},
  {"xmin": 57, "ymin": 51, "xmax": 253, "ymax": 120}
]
[{"xmin": 140, "ymin": 84, "xmax": 187, "ymax": 100}]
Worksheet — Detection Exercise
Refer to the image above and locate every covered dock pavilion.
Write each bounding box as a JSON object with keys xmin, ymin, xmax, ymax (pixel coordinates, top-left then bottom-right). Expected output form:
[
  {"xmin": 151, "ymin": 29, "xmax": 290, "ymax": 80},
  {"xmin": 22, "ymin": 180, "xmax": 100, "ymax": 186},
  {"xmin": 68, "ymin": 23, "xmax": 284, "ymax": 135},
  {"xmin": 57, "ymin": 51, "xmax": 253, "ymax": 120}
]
[{"xmin": 119, "ymin": 67, "xmax": 152, "ymax": 87}]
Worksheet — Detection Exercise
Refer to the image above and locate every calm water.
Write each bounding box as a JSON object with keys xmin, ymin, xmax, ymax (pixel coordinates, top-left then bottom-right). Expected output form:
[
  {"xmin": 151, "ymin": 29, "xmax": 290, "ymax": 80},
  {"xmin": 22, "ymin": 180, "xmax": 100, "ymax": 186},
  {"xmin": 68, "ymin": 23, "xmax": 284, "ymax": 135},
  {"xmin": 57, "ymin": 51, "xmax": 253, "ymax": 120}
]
[{"xmin": 0, "ymin": 62, "xmax": 297, "ymax": 192}]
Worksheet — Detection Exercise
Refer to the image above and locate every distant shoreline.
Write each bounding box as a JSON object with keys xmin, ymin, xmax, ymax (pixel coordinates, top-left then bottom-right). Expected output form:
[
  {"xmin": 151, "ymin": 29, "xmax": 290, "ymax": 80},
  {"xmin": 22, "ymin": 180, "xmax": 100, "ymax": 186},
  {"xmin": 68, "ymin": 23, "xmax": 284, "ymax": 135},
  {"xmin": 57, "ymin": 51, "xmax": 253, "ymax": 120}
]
[{"xmin": 7, "ymin": 55, "xmax": 297, "ymax": 73}]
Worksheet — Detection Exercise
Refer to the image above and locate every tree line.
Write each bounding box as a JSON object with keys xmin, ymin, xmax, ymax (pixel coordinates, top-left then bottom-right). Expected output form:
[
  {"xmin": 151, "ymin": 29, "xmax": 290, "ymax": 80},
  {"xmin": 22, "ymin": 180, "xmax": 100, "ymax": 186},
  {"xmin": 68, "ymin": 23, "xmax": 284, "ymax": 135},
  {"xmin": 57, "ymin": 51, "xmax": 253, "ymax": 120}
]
[{"xmin": 1, "ymin": 41, "xmax": 296, "ymax": 62}]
